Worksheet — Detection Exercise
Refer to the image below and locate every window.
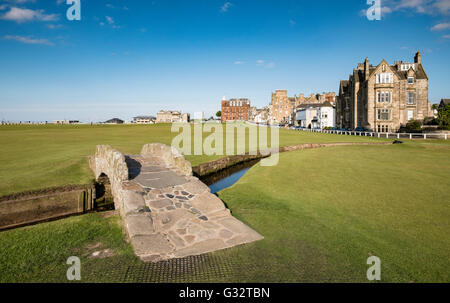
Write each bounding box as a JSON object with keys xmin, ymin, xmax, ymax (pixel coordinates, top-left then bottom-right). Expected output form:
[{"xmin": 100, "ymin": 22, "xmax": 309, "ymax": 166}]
[
  {"xmin": 408, "ymin": 77, "xmax": 414, "ymax": 84},
  {"xmin": 401, "ymin": 64, "xmax": 415, "ymax": 71},
  {"xmin": 377, "ymin": 109, "xmax": 390, "ymax": 121},
  {"xmin": 378, "ymin": 125, "xmax": 389, "ymax": 133},
  {"xmin": 376, "ymin": 73, "xmax": 393, "ymax": 84},
  {"xmin": 408, "ymin": 92, "xmax": 415, "ymax": 105},
  {"xmin": 408, "ymin": 110, "xmax": 414, "ymax": 121},
  {"xmin": 377, "ymin": 91, "xmax": 390, "ymax": 103}
]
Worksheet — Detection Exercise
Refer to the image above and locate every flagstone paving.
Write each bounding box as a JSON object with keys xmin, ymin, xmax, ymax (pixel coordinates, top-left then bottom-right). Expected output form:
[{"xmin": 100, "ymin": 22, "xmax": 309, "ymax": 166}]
[{"xmin": 91, "ymin": 144, "xmax": 263, "ymax": 262}]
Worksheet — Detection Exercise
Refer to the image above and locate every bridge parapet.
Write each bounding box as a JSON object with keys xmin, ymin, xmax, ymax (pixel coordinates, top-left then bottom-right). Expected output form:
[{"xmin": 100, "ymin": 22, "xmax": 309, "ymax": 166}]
[
  {"xmin": 90, "ymin": 143, "xmax": 263, "ymax": 262},
  {"xmin": 90, "ymin": 145, "xmax": 129, "ymax": 211},
  {"xmin": 141, "ymin": 143, "xmax": 192, "ymax": 177}
]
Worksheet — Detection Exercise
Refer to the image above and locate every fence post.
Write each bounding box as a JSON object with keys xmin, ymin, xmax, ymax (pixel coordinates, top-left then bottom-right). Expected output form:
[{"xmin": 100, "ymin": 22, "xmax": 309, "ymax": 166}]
[
  {"xmin": 445, "ymin": 134, "xmax": 448, "ymax": 140},
  {"xmin": 397, "ymin": 134, "xmax": 400, "ymax": 139},
  {"xmin": 410, "ymin": 134, "xmax": 412, "ymax": 140},
  {"xmin": 378, "ymin": 133, "xmax": 380, "ymax": 138},
  {"xmin": 424, "ymin": 134, "xmax": 427, "ymax": 140}
]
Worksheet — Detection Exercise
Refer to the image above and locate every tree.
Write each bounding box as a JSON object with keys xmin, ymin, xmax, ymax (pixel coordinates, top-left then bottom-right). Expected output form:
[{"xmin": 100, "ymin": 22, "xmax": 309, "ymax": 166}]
[
  {"xmin": 216, "ymin": 111, "xmax": 222, "ymax": 118},
  {"xmin": 437, "ymin": 104, "xmax": 450, "ymax": 129}
]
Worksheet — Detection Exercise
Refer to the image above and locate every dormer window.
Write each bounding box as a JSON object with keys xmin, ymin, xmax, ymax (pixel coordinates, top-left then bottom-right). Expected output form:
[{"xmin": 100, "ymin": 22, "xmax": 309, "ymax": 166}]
[
  {"xmin": 376, "ymin": 73, "xmax": 393, "ymax": 84},
  {"xmin": 408, "ymin": 77, "xmax": 414, "ymax": 84}
]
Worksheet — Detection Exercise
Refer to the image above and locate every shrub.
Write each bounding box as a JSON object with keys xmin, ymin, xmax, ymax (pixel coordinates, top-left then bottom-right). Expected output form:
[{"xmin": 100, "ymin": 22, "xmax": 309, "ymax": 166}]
[{"xmin": 405, "ymin": 120, "xmax": 422, "ymax": 132}]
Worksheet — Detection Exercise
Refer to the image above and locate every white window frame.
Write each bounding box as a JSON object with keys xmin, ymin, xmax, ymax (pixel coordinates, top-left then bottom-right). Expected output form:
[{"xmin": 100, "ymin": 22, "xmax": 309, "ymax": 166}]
[
  {"xmin": 377, "ymin": 91, "xmax": 390, "ymax": 103},
  {"xmin": 408, "ymin": 92, "xmax": 415, "ymax": 105},
  {"xmin": 408, "ymin": 110, "xmax": 414, "ymax": 121},
  {"xmin": 408, "ymin": 77, "xmax": 414, "ymax": 85},
  {"xmin": 377, "ymin": 109, "xmax": 390, "ymax": 121},
  {"xmin": 376, "ymin": 73, "xmax": 393, "ymax": 84}
]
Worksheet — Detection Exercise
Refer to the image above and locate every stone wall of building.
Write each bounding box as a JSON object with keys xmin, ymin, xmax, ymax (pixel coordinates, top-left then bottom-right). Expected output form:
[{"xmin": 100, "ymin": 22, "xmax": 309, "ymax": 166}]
[
  {"xmin": 221, "ymin": 98, "xmax": 250, "ymax": 122},
  {"xmin": 337, "ymin": 52, "xmax": 433, "ymax": 132}
]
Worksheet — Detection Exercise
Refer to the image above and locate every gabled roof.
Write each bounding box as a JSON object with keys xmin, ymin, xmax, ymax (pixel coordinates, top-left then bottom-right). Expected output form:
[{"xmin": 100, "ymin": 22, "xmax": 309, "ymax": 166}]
[
  {"xmin": 321, "ymin": 101, "xmax": 333, "ymax": 108},
  {"xmin": 295, "ymin": 101, "xmax": 334, "ymax": 111}
]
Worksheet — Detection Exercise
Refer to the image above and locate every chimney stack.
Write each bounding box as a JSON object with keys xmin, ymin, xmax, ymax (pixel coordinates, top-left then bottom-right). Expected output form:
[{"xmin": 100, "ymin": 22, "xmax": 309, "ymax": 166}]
[
  {"xmin": 414, "ymin": 51, "xmax": 422, "ymax": 65},
  {"xmin": 364, "ymin": 57, "xmax": 370, "ymax": 80}
]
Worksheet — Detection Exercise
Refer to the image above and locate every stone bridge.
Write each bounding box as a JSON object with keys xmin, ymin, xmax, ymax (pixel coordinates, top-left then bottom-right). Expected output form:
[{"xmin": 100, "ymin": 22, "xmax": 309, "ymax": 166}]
[{"xmin": 89, "ymin": 143, "xmax": 263, "ymax": 262}]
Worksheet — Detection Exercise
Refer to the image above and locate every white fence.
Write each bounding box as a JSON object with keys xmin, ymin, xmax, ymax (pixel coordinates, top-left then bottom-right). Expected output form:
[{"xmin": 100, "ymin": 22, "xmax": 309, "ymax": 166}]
[{"xmin": 296, "ymin": 128, "xmax": 448, "ymax": 140}]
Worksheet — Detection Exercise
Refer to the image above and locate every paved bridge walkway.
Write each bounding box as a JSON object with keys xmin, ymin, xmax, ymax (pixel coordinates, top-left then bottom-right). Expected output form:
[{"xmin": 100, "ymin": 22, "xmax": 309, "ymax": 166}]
[{"xmin": 91, "ymin": 144, "xmax": 263, "ymax": 262}]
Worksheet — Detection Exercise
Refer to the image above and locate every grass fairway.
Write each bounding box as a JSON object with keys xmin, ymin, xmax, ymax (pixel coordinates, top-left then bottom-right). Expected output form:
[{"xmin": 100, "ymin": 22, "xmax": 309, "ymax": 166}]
[
  {"xmin": 0, "ymin": 124, "xmax": 387, "ymax": 196},
  {"xmin": 218, "ymin": 143, "xmax": 450, "ymax": 282},
  {"xmin": 0, "ymin": 142, "xmax": 448, "ymax": 282}
]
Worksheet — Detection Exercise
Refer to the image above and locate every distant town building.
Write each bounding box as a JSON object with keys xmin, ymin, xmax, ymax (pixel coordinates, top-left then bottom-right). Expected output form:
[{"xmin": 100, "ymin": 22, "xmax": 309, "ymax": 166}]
[
  {"xmin": 104, "ymin": 118, "xmax": 124, "ymax": 124},
  {"xmin": 221, "ymin": 97, "xmax": 250, "ymax": 122},
  {"xmin": 316, "ymin": 92, "xmax": 337, "ymax": 106},
  {"xmin": 269, "ymin": 90, "xmax": 336, "ymax": 125},
  {"xmin": 249, "ymin": 106, "xmax": 270, "ymax": 124},
  {"xmin": 269, "ymin": 90, "xmax": 298, "ymax": 125},
  {"xmin": 295, "ymin": 101, "xmax": 335, "ymax": 129},
  {"xmin": 156, "ymin": 111, "xmax": 190, "ymax": 123},
  {"xmin": 337, "ymin": 51, "xmax": 433, "ymax": 132},
  {"xmin": 133, "ymin": 116, "xmax": 156, "ymax": 124},
  {"xmin": 54, "ymin": 120, "xmax": 80, "ymax": 125}
]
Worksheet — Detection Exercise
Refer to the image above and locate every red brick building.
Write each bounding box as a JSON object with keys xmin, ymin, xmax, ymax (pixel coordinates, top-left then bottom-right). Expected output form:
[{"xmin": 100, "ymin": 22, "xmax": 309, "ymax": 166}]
[{"xmin": 221, "ymin": 97, "xmax": 251, "ymax": 122}]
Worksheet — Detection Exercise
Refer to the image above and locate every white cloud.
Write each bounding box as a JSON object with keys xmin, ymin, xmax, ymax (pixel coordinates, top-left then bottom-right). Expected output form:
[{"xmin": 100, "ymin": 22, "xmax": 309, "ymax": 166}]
[
  {"xmin": 0, "ymin": 7, "xmax": 59, "ymax": 23},
  {"xmin": 47, "ymin": 23, "xmax": 62, "ymax": 29},
  {"xmin": 431, "ymin": 22, "xmax": 450, "ymax": 30},
  {"xmin": 4, "ymin": 35, "xmax": 53, "ymax": 45},
  {"xmin": 255, "ymin": 60, "xmax": 275, "ymax": 69},
  {"xmin": 106, "ymin": 16, "xmax": 114, "ymax": 24},
  {"xmin": 433, "ymin": 0, "xmax": 450, "ymax": 14},
  {"xmin": 101, "ymin": 16, "xmax": 122, "ymax": 29},
  {"xmin": 221, "ymin": 2, "xmax": 232, "ymax": 13},
  {"xmin": 234, "ymin": 61, "xmax": 244, "ymax": 65},
  {"xmin": 382, "ymin": 0, "xmax": 450, "ymax": 15},
  {"xmin": 443, "ymin": 34, "xmax": 450, "ymax": 38}
]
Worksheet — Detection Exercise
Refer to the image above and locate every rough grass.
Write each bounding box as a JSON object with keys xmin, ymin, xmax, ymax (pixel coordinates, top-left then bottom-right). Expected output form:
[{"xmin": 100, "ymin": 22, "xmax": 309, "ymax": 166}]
[
  {"xmin": 0, "ymin": 124, "xmax": 388, "ymax": 196},
  {"xmin": 1, "ymin": 143, "xmax": 448, "ymax": 282}
]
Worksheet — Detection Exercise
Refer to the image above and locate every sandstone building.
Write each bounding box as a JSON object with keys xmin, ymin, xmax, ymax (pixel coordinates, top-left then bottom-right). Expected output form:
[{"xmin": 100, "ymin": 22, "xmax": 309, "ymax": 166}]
[
  {"xmin": 133, "ymin": 116, "xmax": 156, "ymax": 124},
  {"xmin": 269, "ymin": 90, "xmax": 335, "ymax": 124},
  {"xmin": 337, "ymin": 51, "xmax": 433, "ymax": 132},
  {"xmin": 156, "ymin": 111, "xmax": 190, "ymax": 123},
  {"xmin": 250, "ymin": 106, "xmax": 270, "ymax": 124},
  {"xmin": 221, "ymin": 97, "xmax": 250, "ymax": 122}
]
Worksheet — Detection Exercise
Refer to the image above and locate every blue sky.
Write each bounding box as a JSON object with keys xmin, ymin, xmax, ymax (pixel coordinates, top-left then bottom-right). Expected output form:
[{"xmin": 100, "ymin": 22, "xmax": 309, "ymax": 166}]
[{"xmin": 0, "ymin": 0, "xmax": 449, "ymax": 122}]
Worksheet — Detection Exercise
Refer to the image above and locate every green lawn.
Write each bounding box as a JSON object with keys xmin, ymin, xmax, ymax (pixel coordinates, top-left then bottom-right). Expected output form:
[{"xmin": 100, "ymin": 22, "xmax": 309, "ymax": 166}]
[
  {"xmin": 0, "ymin": 212, "xmax": 139, "ymax": 283},
  {"xmin": 218, "ymin": 143, "xmax": 450, "ymax": 282},
  {"xmin": 1, "ymin": 142, "xmax": 448, "ymax": 282},
  {"xmin": 0, "ymin": 124, "xmax": 387, "ymax": 196}
]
